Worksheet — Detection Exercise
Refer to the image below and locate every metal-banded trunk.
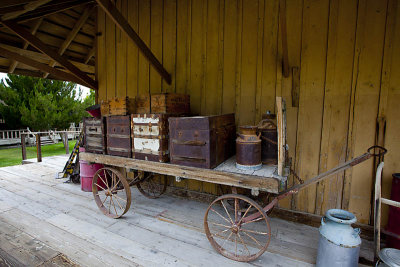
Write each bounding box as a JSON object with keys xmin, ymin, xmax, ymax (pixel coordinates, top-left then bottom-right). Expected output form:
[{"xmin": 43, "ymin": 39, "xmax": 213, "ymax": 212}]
[
  {"xmin": 83, "ymin": 117, "xmax": 106, "ymax": 154},
  {"xmin": 106, "ymin": 115, "xmax": 131, "ymax": 158},
  {"xmin": 169, "ymin": 114, "xmax": 236, "ymax": 169},
  {"xmin": 131, "ymin": 114, "xmax": 170, "ymax": 162}
]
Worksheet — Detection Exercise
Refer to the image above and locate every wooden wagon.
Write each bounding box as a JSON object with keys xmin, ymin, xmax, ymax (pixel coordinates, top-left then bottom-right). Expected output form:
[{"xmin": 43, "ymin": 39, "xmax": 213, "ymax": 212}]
[{"xmin": 80, "ymin": 139, "xmax": 385, "ymax": 263}]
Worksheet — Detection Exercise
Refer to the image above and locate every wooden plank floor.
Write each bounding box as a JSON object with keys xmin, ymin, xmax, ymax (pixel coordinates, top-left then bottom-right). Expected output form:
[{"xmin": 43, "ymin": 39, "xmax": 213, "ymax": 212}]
[{"xmin": 0, "ymin": 155, "xmax": 374, "ymax": 266}]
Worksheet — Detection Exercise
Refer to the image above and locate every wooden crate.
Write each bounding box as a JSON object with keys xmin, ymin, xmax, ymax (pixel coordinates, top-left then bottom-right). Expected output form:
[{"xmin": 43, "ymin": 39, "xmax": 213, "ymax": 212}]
[
  {"xmin": 83, "ymin": 117, "xmax": 106, "ymax": 154},
  {"xmin": 100, "ymin": 99, "xmax": 110, "ymax": 117},
  {"xmin": 151, "ymin": 93, "xmax": 190, "ymax": 114},
  {"xmin": 106, "ymin": 115, "xmax": 131, "ymax": 157},
  {"xmin": 135, "ymin": 93, "xmax": 190, "ymax": 114},
  {"xmin": 131, "ymin": 114, "xmax": 170, "ymax": 162},
  {"xmin": 109, "ymin": 97, "xmax": 136, "ymax": 116},
  {"xmin": 135, "ymin": 95, "xmax": 150, "ymax": 114}
]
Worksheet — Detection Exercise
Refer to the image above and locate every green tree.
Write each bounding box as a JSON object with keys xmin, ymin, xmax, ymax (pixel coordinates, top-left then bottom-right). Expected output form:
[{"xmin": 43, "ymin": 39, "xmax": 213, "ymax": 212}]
[{"xmin": 0, "ymin": 74, "xmax": 95, "ymax": 131}]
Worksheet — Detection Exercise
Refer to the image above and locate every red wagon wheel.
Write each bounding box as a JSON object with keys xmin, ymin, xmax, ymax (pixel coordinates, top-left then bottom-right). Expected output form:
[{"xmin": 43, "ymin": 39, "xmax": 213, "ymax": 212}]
[
  {"xmin": 204, "ymin": 194, "xmax": 271, "ymax": 262},
  {"xmin": 137, "ymin": 173, "xmax": 167, "ymax": 199},
  {"xmin": 92, "ymin": 167, "xmax": 131, "ymax": 219}
]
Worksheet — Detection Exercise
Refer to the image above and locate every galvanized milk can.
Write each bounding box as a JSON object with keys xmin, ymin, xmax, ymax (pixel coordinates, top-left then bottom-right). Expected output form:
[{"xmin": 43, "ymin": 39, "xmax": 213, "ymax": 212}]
[
  {"xmin": 236, "ymin": 126, "xmax": 262, "ymax": 171},
  {"xmin": 257, "ymin": 114, "xmax": 278, "ymax": 165},
  {"xmin": 376, "ymin": 248, "xmax": 400, "ymax": 267},
  {"xmin": 316, "ymin": 209, "xmax": 361, "ymax": 267}
]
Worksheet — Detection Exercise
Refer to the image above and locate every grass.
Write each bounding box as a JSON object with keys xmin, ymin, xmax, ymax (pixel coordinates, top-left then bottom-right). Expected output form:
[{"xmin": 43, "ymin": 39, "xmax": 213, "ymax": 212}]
[{"xmin": 0, "ymin": 140, "xmax": 76, "ymax": 168}]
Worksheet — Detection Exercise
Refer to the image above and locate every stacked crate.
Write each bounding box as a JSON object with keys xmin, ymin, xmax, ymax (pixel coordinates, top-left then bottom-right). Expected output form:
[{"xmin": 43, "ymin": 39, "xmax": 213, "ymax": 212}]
[
  {"xmin": 100, "ymin": 97, "xmax": 136, "ymax": 158},
  {"xmin": 132, "ymin": 93, "xmax": 190, "ymax": 162},
  {"xmin": 83, "ymin": 117, "xmax": 106, "ymax": 154}
]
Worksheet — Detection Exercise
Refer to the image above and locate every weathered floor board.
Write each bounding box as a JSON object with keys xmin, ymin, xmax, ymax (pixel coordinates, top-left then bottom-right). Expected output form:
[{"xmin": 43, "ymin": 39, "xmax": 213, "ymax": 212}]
[{"xmin": 0, "ymin": 156, "xmax": 373, "ymax": 266}]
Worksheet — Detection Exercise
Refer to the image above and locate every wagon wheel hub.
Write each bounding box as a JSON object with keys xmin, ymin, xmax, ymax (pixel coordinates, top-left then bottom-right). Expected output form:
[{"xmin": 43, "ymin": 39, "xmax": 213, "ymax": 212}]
[
  {"xmin": 105, "ymin": 190, "xmax": 112, "ymax": 197},
  {"xmin": 231, "ymin": 225, "xmax": 239, "ymax": 234}
]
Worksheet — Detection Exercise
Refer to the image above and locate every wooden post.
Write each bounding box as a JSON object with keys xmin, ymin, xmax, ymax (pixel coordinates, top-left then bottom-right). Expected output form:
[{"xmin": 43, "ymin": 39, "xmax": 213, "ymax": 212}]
[
  {"xmin": 64, "ymin": 132, "xmax": 69, "ymax": 154},
  {"xmin": 21, "ymin": 134, "xmax": 27, "ymax": 161},
  {"xmin": 36, "ymin": 134, "xmax": 42, "ymax": 162}
]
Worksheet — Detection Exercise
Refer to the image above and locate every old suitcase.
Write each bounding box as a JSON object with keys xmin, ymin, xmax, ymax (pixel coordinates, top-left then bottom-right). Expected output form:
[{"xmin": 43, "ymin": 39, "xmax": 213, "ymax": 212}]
[
  {"xmin": 131, "ymin": 114, "xmax": 170, "ymax": 162},
  {"xmin": 83, "ymin": 117, "xmax": 106, "ymax": 154},
  {"xmin": 169, "ymin": 114, "xmax": 236, "ymax": 169},
  {"xmin": 106, "ymin": 115, "xmax": 131, "ymax": 157},
  {"xmin": 135, "ymin": 93, "xmax": 190, "ymax": 114}
]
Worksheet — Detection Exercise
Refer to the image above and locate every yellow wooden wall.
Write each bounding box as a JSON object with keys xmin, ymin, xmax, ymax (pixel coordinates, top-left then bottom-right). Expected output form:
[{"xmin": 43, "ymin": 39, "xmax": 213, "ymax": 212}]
[{"xmin": 97, "ymin": 0, "xmax": 400, "ymax": 225}]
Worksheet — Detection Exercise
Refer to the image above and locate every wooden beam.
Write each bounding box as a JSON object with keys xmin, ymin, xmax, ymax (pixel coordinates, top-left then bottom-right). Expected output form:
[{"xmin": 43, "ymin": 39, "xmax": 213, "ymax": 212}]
[
  {"xmin": 84, "ymin": 46, "xmax": 95, "ymax": 64},
  {"xmin": 0, "ymin": 1, "xmax": 37, "ymax": 9},
  {"xmin": 9, "ymin": 17, "xmax": 42, "ymax": 73},
  {"xmin": 43, "ymin": 5, "xmax": 94, "ymax": 78},
  {"xmin": 80, "ymin": 152, "xmax": 280, "ymax": 193},
  {"xmin": 2, "ymin": 20, "xmax": 97, "ymax": 89},
  {"xmin": 4, "ymin": 0, "xmax": 94, "ymax": 24},
  {"xmin": 95, "ymin": 0, "xmax": 172, "ymax": 84},
  {"xmin": 0, "ymin": 43, "xmax": 95, "ymax": 74},
  {"xmin": 279, "ymin": 0, "xmax": 289, "ymax": 77},
  {"xmin": 0, "ymin": 46, "xmax": 85, "ymax": 84},
  {"xmin": 2, "ymin": 0, "xmax": 51, "ymax": 21}
]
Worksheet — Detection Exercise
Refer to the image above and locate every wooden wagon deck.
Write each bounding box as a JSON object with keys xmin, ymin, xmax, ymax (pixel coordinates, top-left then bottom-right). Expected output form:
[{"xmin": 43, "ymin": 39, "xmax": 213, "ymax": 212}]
[{"xmin": 80, "ymin": 152, "xmax": 287, "ymax": 194}]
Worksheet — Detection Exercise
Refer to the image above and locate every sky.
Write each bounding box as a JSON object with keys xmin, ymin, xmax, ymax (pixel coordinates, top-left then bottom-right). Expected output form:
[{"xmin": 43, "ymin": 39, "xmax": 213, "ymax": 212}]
[{"xmin": 0, "ymin": 72, "xmax": 92, "ymax": 99}]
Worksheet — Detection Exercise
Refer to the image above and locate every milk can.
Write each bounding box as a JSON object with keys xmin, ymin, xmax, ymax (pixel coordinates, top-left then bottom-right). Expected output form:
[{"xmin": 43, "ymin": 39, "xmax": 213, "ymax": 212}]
[
  {"xmin": 316, "ymin": 209, "xmax": 361, "ymax": 267},
  {"xmin": 257, "ymin": 113, "xmax": 278, "ymax": 165},
  {"xmin": 236, "ymin": 126, "xmax": 262, "ymax": 171}
]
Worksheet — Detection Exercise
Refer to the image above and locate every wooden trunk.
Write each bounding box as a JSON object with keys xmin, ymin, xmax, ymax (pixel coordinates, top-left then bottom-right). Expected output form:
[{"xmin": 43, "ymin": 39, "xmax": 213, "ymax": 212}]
[
  {"xmin": 135, "ymin": 93, "xmax": 190, "ymax": 114},
  {"xmin": 169, "ymin": 114, "xmax": 236, "ymax": 169},
  {"xmin": 131, "ymin": 114, "xmax": 170, "ymax": 162},
  {"xmin": 101, "ymin": 97, "xmax": 135, "ymax": 116},
  {"xmin": 106, "ymin": 115, "xmax": 131, "ymax": 157},
  {"xmin": 83, "ymin": 117, "xmax": 106, "ymax": 154}
]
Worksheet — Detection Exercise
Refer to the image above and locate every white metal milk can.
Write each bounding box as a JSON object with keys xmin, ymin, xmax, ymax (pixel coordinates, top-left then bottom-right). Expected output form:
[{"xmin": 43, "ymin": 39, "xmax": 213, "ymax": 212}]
[{"xmin": 316, "ymin": 209, "xmax": 361, "ymax": 267}]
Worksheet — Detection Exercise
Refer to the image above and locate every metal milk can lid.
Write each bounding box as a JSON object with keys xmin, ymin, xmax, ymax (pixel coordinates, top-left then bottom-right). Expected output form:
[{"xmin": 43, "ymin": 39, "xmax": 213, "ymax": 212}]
[{"xmin": 379, "ymin": 248, "xmax": 400, "ymax": 267}]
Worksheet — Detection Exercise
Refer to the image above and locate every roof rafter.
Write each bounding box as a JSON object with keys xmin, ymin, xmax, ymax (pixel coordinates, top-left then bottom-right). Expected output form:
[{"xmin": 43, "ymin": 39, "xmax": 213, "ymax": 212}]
[
  {"xmin": 43, "ymin": 4, "xmax": 94, "ymax": 78},
  {"xmin": 2, "ymin": 20, "xmax": 97, "ymax": 89},
  {"xmin": 9, "ymin": 17, "xmax": 43, "ymax": 73},
  {"xmin": 2, "ymin": 0, "xmax": 51, "ymax": 21},
  {"xmin": 0, "ymin": 45, "xmax": 83, "ymax": 84}
]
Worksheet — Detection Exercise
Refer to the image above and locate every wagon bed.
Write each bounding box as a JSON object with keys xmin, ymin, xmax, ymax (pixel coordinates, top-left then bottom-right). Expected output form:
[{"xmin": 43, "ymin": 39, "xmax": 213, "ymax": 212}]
[{"xmin": 79, "ymin": 152, "xmax": 286, "ymax": 194}]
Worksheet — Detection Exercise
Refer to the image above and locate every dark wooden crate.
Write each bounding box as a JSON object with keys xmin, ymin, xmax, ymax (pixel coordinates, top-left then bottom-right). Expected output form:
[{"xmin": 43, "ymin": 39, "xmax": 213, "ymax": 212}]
[
  {"xmin": 131, "ymin": 114, "xmax": 170, "ymax": 162},
  {"xmin": 83, "ymin": 117, "xmax": 106, "ymax": 154},
  {"xmin": 135, "ymin": 93, "xmax": 190, "ymax": 114},
  {"xmin": 106, "ymin": 115, "xmax": 131, "ymax": 157},
  {"xmin": 169, "ymin": 114, "xmax": 236, "ymax": 169}
]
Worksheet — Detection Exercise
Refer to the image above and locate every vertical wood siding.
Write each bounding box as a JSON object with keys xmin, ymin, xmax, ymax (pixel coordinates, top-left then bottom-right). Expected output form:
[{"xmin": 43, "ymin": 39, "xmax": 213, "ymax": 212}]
[{"xmin": 97, "ymin": 0, "xmax": 400, "ymax": 225}]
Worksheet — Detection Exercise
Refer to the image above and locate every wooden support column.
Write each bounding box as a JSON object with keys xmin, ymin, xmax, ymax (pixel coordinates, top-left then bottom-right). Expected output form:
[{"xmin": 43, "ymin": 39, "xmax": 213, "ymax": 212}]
[
  {"xmin": 2, "ymin": 20, "xmax": 98, "ymax": 89},
  {"xmin": 21, "ymin": 134, "xmax": 26, "ymax": 161},
  {"xmin": 64, "ymin": 132, "xmax": 69, "ymax": 154},
  {"xmin": 95, "ymin": 0, "xmax": 171, "ymax": 84},
  {"xmin": 36, "ymin": 134, "xmax": 41, "ymax": 162}
]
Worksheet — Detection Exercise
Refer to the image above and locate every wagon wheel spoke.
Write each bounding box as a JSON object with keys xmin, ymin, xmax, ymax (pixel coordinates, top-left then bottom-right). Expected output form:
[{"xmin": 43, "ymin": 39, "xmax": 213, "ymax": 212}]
[
  {"xmin": 241, "ymin": 228, "xmax": 270, "ymax": 236},
  {"xmin": 137, "ymin": 174, "xmax": 167, "ymax": 199},
  {"xmin": 221, "ymin": 200, "xmax": 234, "ymax": 225},
  {"xmin": 204, "ymin": 194, "xmax": 271, "ymax": 262},
  {"xmin": 210, "ymin": 208, "xmax": 231, "ymax": 225},
  {"xmin": 237, "ymin": 232, "xmax": 251, "ymax": 255},
  {"xmin": 93, "ymin": 167, "xmax": 131, "ymax": 219},
  {"xmin": 241, "ymin": 231, "xmax": 263, "ymax": 249}
]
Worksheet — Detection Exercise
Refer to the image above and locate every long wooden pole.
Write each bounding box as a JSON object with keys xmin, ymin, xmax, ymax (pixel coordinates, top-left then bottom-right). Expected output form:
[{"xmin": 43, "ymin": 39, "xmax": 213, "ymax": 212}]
[
  {"xmin": 36, "ymin": 133, "xmax": 42, "ymax": 162},
  {"xmin": 21, "ymin": 134, "xmax": 27, "ymax": 161}
]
